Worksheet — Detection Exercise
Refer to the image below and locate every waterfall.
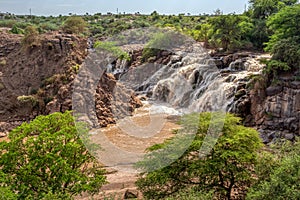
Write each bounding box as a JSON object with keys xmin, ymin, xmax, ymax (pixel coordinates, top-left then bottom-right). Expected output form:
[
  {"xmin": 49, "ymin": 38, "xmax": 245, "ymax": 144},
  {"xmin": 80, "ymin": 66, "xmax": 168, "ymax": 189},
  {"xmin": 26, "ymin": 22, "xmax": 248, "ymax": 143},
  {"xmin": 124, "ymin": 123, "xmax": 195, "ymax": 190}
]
[{"xmin": 119, "ymin": 44, "xmax": 265, "ymax": 114}]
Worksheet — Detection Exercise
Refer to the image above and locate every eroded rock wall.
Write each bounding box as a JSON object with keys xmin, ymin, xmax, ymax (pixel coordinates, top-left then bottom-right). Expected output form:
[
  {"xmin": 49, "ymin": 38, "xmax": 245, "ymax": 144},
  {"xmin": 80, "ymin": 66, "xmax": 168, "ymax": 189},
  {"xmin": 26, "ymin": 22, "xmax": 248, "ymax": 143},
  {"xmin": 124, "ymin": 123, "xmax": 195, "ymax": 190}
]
[{"xmin": 0, "ymin": 30, "xmax": 141, "ymax": 135}]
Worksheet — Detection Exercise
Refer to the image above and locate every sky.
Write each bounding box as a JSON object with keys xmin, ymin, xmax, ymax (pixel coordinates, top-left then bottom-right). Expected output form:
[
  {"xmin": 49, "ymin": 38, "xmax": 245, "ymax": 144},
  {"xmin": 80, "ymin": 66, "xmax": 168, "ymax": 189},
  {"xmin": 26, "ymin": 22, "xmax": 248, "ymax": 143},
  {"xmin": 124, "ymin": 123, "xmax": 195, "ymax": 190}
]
[{"xmin": 0, "ymin": 0, "xmax": 249, "ymax": 16}]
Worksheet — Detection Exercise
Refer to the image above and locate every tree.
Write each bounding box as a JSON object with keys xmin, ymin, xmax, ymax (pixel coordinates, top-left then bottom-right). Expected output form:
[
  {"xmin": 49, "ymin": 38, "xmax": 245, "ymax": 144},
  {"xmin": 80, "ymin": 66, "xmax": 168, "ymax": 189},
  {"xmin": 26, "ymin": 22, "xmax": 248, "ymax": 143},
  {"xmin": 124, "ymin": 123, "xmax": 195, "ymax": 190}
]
[
  {"xmin": 265, "ymin": 4, "xmax": 300, "ymax": 70},
  {"xmin": 209, "ymin": 15, "xmax": 253, "ymax": 51},
  {"xmin": 248, "ymin": 0, "xmax": 297, "ymax": 49},
  {"xmin": 0, "ymin": 111, "xmax": 106, "ymax": 199},
  {"xmin": 150, "ymin": 11, "xmax": 160, "ymax": 21},
  {"xmin": 136, "ymin": 113, "xmax": 263, "ymax": 200},
  {"xmin": 197, "ymin": 23, "xmax": 212, "ymax": 48},
  {"xmin": 142, "ymin": 31, "xmax": 186, "ymax": 61},
  {"xmin": 247, "ymin": 155, "xmax": 300, "ymax": 200},
  {"xmin": 249, "ymin": 0, "xmax": 297, "ymax": 19},
  {"xmin": 62, "ymin": 16, "xmax": 87, "ymax": 34}
]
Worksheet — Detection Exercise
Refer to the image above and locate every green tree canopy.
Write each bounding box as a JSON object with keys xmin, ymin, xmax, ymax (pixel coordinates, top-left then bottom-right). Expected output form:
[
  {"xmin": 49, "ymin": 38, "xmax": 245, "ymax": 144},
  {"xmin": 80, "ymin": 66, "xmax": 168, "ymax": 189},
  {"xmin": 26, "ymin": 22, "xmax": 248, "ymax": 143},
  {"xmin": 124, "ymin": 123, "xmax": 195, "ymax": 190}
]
[
  {"xmin": 249, "ymin": 0, "xmax": 297, "ymax": 19},
  {"xmin": 136, "ymin": 113, "xmax": 263, "ymax": 199},
  {"xmin": 209, "ymin": 15, "xmax": 253, "ymax": 51},
  {"xmin": 265, "ymin": 4, "xmax": 300, "ymax": 70},
  {"xmin": 0, "ymin": 111, "xmax": 106, "ymax": 199}
]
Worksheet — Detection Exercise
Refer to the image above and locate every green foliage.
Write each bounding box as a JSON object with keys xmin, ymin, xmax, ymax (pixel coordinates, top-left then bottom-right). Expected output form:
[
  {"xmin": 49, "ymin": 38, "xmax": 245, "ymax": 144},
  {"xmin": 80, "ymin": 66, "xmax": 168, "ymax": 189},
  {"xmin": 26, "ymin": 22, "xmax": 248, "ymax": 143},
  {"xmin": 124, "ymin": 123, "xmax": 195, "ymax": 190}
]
[
  {"xmin": 136, "ymin": 112, "xmax": 263, "ymax": 199},
  {"xmin": 0, "ymin": 111, "xmax": 106, "ymax": 199},
  {"xmin": 247, "ymin": 140, "xmax": 300, "ymax": 200},
  {"xmin": 94, "ymin": 41, "xmax": 130, "ymax": 61},
  {"xmin": 62, "ymin": 16, "xmax": 87, "ymax": 34},
  {"xmin": 0, "ymin": 19, "xmax": 17, "ymax": 28},
  {"xmin": 142, "ymin": 31, "xmax": 184, "ymax": 61},
  {"xmin": 187, "ymin": 23, "xmax": 212, "ymax": 47},
  {"xmin": 249, "ymin": 0, "xmax": 297, "ymax": 19},
  {"xmin": 264, "ymin": 59, "xmax": 291, "ymax": 78},
  {"xmin": 249, "ymin": 19, "xmax": 270, "ymax": 49},
  {"xmin": 209, "ymin": 14, "xmax": 254, "ymax": 51},
  {"xmin": 39, "ymin": 22, "xmax": 59, "ymax": 32},
  {"xmin": 10, "ymin": 24, "xmax": 24, "ymax": 34},
  {"xmin": 268, "ymin": 37, "xmax": 300, "ymax": 69},
  {"xmin": 265, "ymin": 4, "xmax": 300, "ymax": 71},
  {"xmin": 0, "ymin": 172, "xmax": 17, "ymax": 200}
]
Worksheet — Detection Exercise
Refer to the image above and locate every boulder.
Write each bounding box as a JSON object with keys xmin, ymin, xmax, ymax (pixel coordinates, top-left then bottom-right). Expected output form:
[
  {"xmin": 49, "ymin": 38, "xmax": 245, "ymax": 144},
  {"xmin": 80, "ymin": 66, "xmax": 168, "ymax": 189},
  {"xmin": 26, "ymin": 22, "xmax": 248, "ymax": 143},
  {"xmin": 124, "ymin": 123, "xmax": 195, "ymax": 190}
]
[{"xmin": 266, "ymin": 86, "xmax": 282, "ymax": 96}]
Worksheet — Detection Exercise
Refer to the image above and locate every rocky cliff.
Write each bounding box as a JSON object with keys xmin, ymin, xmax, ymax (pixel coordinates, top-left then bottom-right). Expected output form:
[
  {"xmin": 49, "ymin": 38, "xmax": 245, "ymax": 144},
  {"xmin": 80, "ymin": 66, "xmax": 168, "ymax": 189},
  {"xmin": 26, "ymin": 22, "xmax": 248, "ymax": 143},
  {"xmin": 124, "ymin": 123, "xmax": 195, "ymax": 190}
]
[
  {"xmin": 218, "ymin": 52, "xmax": 300, "ymax": 142},
  {"xmin": 208, "ymin": 52, "xmax": 299, "ymax": 142},
  {"xmin": 249, "ymin": 72, "xmax": 300, "ymax": 143},
  {"xmin": 0, "ymin": 29, "xmax": 141, "ymax": 136}
]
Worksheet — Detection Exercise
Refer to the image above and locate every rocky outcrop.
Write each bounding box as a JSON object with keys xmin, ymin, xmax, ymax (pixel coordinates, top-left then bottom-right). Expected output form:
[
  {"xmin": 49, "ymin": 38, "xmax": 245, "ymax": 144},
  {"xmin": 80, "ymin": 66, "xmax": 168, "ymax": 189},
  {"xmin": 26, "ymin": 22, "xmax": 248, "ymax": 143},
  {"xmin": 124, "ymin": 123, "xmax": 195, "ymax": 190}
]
[
  {"xmin": 238, "ymin": 71, "xmax": 300, "ymax": 143},
  {"xmin": 0, "ymin": 30, "xmax": 142, "ymax": 133},
  {"xmin": 212, "ymin": 52, "xmax": 299, "ymax": 142}
]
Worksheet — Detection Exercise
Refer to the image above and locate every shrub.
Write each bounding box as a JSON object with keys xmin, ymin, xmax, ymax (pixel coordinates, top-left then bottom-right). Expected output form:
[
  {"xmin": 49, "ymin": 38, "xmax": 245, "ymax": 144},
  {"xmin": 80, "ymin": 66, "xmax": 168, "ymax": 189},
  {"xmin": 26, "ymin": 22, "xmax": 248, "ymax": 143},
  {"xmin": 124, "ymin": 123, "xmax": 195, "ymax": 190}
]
[
  {"xmin": 17, "ymin": 95, "xmax": 38, "ymax": 106},
  {"xmin": 10, "ymin": 25, "xmax": 24, "ymax": 34},
  {"xmin": 264, "ymin": 59, "xmax": 291, "ymax": 79},
  {"xmin": 39, "ymin": 22, "xmax": 59, "ymax": 32},
  {"xmin": 62, "ymin": 16, "xmax": 87, "ymax": 34},
  {"xmin": 142, "ymin": 31, "xmax": 185, "ymax": 61},
  {"xmin": 94, "ymin": 41, "xmax": 130, "ymax": 61},
  {"xmin": 22, "ymin": 25, "xmax": 40, "ymax": 47},
  {"xmin": 0, "ymin": 20, "xmax": 17, "ymax": 28}
]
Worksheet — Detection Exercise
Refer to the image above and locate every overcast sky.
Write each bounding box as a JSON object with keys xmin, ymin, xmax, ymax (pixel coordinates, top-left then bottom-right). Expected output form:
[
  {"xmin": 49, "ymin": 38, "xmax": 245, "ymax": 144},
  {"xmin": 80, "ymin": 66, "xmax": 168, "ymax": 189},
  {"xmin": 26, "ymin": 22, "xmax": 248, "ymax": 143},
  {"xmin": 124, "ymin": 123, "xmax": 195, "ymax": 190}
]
[{"xmin": 0, "ymin": 0, "xmax": 249, "ymax": 16}]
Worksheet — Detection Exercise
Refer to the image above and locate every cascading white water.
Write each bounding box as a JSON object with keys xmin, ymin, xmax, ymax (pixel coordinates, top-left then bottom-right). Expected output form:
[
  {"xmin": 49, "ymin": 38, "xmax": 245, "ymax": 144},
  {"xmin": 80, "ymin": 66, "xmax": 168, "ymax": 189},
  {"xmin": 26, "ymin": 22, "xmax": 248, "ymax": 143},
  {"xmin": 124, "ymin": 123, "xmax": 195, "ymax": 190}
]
[{"xmin": 121, "ymin": 44, "xmax": 266, "ymax": 114}]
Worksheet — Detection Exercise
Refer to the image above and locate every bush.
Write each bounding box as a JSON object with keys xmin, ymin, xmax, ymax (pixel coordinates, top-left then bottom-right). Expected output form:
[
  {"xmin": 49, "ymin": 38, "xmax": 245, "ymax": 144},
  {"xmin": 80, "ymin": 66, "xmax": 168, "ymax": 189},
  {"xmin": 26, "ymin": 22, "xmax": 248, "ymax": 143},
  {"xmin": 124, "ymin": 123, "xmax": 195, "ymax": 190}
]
[
  {"xmin": 142, "ymin": 31, "xmax": 185, "ymax": 61},
  {"xmin": 267, "ymin": 37, "xmax": 300, "ymax": 70},
  {"xmin": 0, "ymin": 20, "xmax": 17, "ymax": 28},
  {"xmin": 136, "ymin": 113, "xmax": 263, "ymax": 199},
  {"xmin": 22, "ymin": 25, "xmax": 40, "ymax": 47},
  {"xmin": 264, "ymin": 59, "xmax": 291, "ymax": 79},
  {"xmin": 17, "ymin": 95, "xmax": 38, "ymax": 106},
  {"xmin": 39, "ymin": 22, "xmax": 59, "ymax": 32},
  {"xmin": 62, "ymin": 16, "xmax": 87, "ymax": 34},
  {"xmin": 10, "ymin": 24, "xmax": 24, "ymax": 34},
  {"xmin": 94, "ymin": 41, "xmax": 130, "ymax": 61},
  {"xmin": 0, "ymin": 112, "xmax": 106, "ymax": 199},
  {"xmin": 247, "ymin": 154, "xmax": 300, "ymax": 200}
]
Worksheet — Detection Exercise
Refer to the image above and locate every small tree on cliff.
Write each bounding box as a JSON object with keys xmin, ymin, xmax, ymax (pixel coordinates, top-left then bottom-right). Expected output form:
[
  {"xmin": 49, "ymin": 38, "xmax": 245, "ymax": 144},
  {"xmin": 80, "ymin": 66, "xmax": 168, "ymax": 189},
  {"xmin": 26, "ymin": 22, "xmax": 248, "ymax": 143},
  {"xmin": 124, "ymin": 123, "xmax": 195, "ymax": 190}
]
[
  {"xmin": 62, "ymin": 16, "xmax": 87, "ymax": 34},
  {"xmin": 0, "ymin": 111, "xmax": 106, "ymax": 199}
]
